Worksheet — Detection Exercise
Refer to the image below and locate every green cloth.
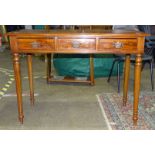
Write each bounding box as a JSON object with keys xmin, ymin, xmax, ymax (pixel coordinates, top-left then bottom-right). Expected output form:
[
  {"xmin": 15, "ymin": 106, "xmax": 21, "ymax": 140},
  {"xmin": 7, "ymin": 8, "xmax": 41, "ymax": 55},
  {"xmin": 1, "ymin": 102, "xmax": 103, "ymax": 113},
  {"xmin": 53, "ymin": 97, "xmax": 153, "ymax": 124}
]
[
  {"xmin": 53, "ymin": 54, "xmax": 124, "ymax": 78},
  {"xmin": 34, "ymin": 25, "xmax": 45, "ymax": 29}
]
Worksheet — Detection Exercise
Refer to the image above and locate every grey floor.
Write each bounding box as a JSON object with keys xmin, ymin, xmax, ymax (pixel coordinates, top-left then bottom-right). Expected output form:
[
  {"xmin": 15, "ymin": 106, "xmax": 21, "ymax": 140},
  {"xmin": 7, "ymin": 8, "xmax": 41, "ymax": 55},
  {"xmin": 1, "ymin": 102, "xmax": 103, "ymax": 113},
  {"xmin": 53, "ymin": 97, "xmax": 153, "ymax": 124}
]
[{"xmin": 0, "ymin": 48, "xmax": 154, "ymax": 130}]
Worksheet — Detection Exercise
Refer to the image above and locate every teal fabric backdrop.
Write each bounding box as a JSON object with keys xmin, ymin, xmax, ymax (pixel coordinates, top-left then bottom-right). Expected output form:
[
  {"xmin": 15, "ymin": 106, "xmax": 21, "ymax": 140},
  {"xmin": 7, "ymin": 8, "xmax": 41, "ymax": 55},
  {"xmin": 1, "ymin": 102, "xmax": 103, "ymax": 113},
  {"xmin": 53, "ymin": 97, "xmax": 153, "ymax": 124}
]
[
  {"xmin": 33, "ymin": 25, "xmax": 45, "ymax": 29},
  {"xmin": 53, "ymin": 54, "xmax": 124, "ymax": 78}
]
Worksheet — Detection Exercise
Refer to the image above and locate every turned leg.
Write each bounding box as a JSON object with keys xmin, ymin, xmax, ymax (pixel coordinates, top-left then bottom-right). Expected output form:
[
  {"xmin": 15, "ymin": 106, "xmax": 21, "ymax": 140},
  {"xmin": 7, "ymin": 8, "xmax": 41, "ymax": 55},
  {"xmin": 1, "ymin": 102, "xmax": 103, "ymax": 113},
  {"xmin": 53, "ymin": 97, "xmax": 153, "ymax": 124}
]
[
  {"xmin": 13, "ymin": 53, "xmax": 24, "ymax": 124},
  {"xmin": 27, "ymin": 54, "xmax": 34, "ymax": 105},
  {"xmin": 133, "ymin": 54, "xmax": 142, "ymax": 125},
  {"xmin": 90, "ymin": 54, "xmax": 95, "ymax": 85},
  {"xmin": 46, "ymin": 54, "xmax": 51, "ymax": 83},
  {"xmin": 123, "ymin": 54, "xmax": 131, "ymax": 106}
]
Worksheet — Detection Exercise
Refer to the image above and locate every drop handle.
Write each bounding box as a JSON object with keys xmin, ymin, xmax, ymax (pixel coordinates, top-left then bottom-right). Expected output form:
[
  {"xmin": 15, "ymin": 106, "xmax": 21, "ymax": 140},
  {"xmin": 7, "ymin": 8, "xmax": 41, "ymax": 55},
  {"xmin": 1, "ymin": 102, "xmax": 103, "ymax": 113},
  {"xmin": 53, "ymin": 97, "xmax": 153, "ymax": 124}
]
[
  {"xmin": 112, "ymin": 41, "xmax": 123, "ymax": 49},
  {"xmin": 72, "ymin": 41, "xmax": 80, "ymax": 48},
  {"xmin": 31, "ymin": 42, "xmax": 41, "ymax": 48}
]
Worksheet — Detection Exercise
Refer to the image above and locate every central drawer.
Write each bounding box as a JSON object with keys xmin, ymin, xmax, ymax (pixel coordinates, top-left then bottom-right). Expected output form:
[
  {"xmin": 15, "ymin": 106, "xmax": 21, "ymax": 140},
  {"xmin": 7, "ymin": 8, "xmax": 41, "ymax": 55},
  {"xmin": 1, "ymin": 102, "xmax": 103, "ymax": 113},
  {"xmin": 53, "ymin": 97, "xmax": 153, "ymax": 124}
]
[
  {"xmin": 57, "ymin": 39, "xmax": 96, "ymax": 51},
  {"xmin": 17, "ymin": 38, "xmax": 55, "ymax": 51}
]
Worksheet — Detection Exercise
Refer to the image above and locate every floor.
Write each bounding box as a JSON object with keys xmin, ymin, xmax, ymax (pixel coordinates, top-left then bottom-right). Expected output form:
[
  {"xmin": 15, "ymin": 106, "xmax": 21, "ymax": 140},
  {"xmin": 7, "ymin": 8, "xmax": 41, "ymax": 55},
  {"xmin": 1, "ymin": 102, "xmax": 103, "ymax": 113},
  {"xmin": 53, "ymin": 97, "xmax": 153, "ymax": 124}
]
[{"xmin": 0, "ymin": 47, "xmax": 154, "ymax": 130}]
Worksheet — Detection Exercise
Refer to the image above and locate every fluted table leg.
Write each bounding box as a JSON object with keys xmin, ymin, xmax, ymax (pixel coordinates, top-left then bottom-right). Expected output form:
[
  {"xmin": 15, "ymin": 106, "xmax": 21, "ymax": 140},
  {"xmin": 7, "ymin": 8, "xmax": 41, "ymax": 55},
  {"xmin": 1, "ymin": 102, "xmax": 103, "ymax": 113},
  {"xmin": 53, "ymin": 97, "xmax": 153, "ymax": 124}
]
[
  {"xmin": 27, "ymin": 54, "xmax": 34, "ymax": 105},
  {"xmin": 133, "ymin": 54, "xmax": 142, "ymax": 125},
  {"xmin": 13, "ymin": 53, "xmax": 24, "ymax": 123},
  {"xmin": 123, "ymin": 54, "xmax": 131, "ymax": 106}
]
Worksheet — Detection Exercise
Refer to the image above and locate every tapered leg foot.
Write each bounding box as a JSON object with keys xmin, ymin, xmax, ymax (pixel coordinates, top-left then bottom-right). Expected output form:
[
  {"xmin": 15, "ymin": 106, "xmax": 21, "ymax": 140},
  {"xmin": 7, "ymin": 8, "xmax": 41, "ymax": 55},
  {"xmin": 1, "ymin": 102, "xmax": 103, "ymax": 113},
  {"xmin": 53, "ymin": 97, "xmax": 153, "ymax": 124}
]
[
  {"xmin": 19, "ymin": 115, "xmax": 24, "ymax": 124},
  {"xmin": 30, "ymin": 95, "xmax": 35, "ymax": 106}
]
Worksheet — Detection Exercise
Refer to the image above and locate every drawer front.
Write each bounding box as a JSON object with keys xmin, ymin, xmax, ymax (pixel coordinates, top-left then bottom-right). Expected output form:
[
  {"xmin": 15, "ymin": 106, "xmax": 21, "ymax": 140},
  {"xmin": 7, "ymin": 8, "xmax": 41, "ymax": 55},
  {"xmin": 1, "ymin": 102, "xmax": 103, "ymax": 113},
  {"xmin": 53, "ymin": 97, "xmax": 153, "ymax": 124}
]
[
  {"xmin": 57, "ymin": 39, "xmax": 96, "ymax": 51},
  {"xmin": 17, "ymin": 39, "xmax": 55, "ymax": 51},
  {"xmin": 98, "ymin": 39, "xmax": 137, "ymax": 51}
]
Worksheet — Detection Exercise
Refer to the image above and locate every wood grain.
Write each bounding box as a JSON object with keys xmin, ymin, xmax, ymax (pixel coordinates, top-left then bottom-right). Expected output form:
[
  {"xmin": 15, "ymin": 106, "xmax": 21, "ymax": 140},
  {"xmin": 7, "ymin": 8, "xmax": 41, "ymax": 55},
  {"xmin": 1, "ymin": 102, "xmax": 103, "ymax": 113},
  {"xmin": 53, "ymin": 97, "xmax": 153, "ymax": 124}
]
[
  {"xmin": 13, "ymin": 53, "xmax": 24, "ymax": 123},
  {"xmin": 98, "ymin": 39, "xmax": 137, "ymax": 51},
  {"xmin": 27, "ymin": 54, "xmax": 34, "ymax": 105},
  {"xmin": 17, "ymin": 38, "xmax": 55, "ymax": 51},
  {"xmin": 133, "ymin": 54, "xmax": 142, "ymax": 125},
  {"xmin": 123, "ymin": 54, "xmax": 131, "ymax": 106}
]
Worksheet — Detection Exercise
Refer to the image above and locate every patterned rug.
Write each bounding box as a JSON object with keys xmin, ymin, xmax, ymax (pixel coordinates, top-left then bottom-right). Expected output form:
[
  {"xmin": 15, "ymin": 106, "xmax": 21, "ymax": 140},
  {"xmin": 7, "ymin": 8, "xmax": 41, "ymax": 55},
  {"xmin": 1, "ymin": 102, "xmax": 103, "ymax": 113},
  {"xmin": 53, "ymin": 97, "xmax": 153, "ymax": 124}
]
[{"xmin": 97, "ymin": 92, "xmax": 155, "ymax": 130}]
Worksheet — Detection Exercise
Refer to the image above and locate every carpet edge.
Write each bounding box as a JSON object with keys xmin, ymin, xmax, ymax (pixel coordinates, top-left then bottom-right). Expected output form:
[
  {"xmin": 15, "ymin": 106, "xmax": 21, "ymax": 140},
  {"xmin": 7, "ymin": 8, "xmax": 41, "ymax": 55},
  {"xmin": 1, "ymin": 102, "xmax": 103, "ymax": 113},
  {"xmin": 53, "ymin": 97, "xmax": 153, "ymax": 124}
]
[{"xmin": 96, "ymin": 94, "xmax": 112, "ymax": 130}]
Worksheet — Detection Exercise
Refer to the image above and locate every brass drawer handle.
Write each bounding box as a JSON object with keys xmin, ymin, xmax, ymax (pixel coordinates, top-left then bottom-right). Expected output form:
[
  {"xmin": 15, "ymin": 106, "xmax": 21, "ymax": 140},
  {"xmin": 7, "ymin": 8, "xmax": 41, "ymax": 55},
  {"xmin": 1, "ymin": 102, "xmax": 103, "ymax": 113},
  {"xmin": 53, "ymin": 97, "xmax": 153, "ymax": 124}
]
[
  {"xmin": 31, "ymin": 42, "xmax": 41, "ymax": 48},
  {"xmin": 72, "ymin": 41, "xmax": 80, "ymax": 48},
  {"xmin": 113, "ymin": 41, "xmax": 123, "ymax": 49}
]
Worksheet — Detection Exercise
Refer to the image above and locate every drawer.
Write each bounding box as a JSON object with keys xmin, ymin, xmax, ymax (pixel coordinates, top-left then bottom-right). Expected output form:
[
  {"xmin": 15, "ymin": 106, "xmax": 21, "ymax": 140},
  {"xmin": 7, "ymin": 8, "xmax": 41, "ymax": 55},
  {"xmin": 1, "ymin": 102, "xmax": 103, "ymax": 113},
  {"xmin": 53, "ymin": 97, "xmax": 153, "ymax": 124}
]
[
  {"xmin": 17, "ymin": 38, "xmax": 55, "ymax": 51},
  {"xmin": 98, "ymin": 39, "xmax": 137, "ymax": 51},
  {"xmin": 57, "ymin": 39, "xmax": 96, "ymax": 51}
]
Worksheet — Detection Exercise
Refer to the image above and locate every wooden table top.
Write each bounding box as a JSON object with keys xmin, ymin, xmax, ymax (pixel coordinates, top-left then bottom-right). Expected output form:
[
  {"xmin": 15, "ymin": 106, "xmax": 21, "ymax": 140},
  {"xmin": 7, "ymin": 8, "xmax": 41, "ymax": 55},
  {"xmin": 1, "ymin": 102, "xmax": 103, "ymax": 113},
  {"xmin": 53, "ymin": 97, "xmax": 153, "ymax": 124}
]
[{"xmin": 7, "ymin": 29, "xmax": 149, "ymax": 38}]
